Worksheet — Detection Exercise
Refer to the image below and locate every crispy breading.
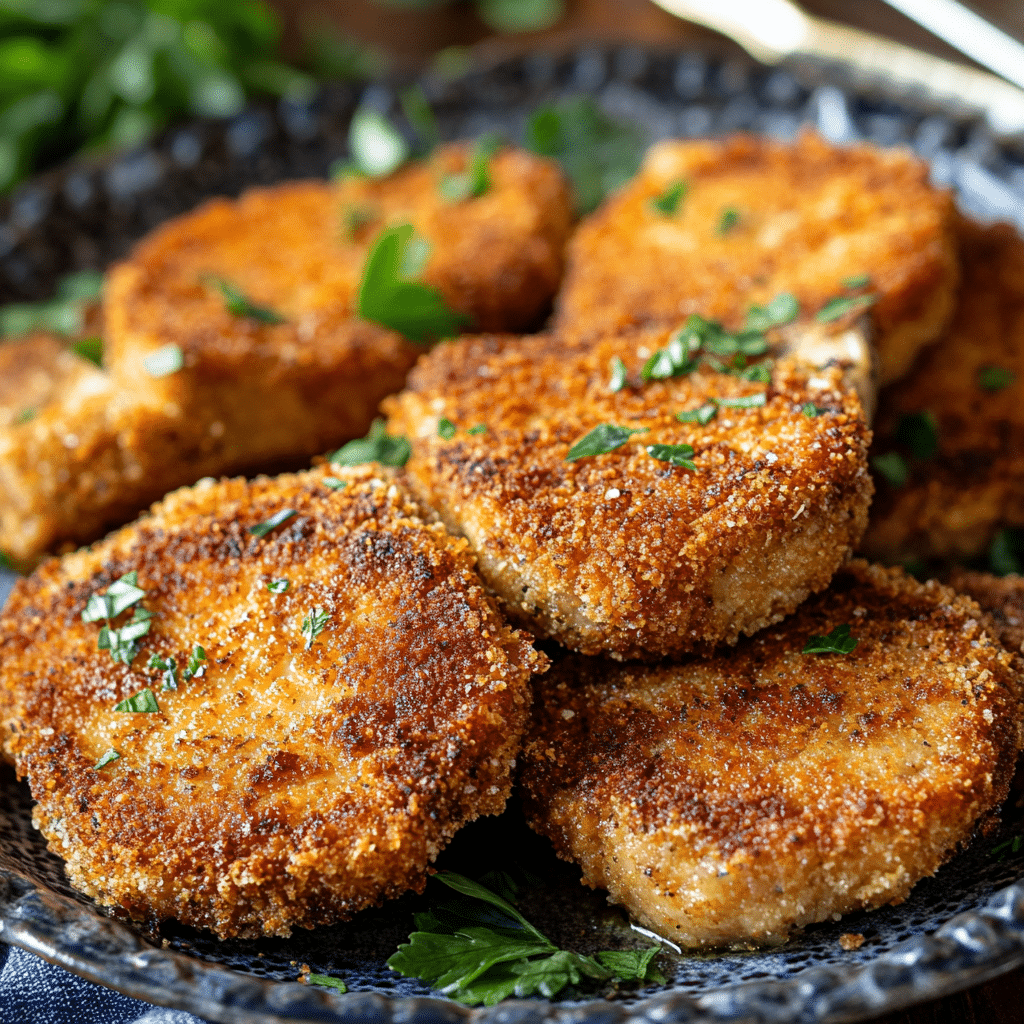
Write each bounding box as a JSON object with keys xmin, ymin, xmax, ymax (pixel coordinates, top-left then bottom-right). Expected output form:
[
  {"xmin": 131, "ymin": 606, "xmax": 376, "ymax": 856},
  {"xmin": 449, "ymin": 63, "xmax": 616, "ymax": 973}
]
[
  {"xmin": 385, "ymin": 329, "xmax": 872, "ymax": 659},
  {"xmin": 0, "ymin": 465, "xmax": 544, "ymax": 939},
  {"xmin": 947, "ymin": 568, "xmax": 1024, "ymax": 654},
  {"xmin": 520, "ymin": 561, "xmax": 1022, "ymax": 949},
  {"xmin": 863, "ymin": 219, "xmax": 1024, "ymax": 562},
  {"xmin": 555, "ymin": 133, "xmax": 958, "ymax": 387}
]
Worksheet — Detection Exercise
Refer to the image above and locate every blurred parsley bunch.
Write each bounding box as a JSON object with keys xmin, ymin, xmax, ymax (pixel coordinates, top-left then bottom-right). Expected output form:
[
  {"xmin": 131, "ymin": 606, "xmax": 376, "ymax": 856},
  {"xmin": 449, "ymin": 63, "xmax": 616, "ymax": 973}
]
[
  {"xmin": 377, "ymin": 0, "xmax": 565, "ymax": 34},
  {"xmin": 0, "ymin": 0, "xmax": 319, "ymax": 192}
]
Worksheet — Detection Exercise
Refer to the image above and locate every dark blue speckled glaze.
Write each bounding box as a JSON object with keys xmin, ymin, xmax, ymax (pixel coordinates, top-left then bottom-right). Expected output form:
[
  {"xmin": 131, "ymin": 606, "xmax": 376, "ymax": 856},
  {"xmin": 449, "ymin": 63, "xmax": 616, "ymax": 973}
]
[{"xmin": 0, "ymin": 47, "xmax": 1022, "ymax": 1024}]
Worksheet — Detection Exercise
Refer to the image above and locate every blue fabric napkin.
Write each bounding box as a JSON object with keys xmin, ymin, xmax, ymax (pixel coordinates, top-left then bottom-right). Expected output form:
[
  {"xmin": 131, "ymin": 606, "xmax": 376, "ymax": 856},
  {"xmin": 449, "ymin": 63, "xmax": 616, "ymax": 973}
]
[{"xmin": 0, "ymin": 943, "xmax": 212, "ymax": 1024}]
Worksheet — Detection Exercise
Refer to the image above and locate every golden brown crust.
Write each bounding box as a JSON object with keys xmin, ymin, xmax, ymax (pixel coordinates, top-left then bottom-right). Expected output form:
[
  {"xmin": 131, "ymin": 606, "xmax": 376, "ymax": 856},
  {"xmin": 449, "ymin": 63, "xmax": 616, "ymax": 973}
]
[
  {"xmin": 947, "ymin": 568, "xmax": 1024, "ymax": 654},
  {"xmin": 864, "ymin": 219, "xmax": 1024, "ymax": 561},
  {"xmin": 385, "ymin": 329, "xmax": 872, "ymax": 659},
  {"xmin": 556, "ymin": 133, "xmax": 958, "ymax": 387},
  {"xmin": 520, "ymin": 561, "xmax": 1022, "ymax": 948},
  {"xmin": 0, "ymin": 466, "xmax": 544, "ymax": 938}
]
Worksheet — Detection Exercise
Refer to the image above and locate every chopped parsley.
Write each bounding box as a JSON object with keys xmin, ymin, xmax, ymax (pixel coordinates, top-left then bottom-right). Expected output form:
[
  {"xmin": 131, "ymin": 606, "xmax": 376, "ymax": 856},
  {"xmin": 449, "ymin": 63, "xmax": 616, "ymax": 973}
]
[
  {"xmin": 71, "ymin": 336, "xmax": 103, "ymax": 366},
  {"xmin": 438, "ymin": 417, "xmax": 457, "ymax": 439},
  {"xmin": 142, "ymin": 343, "xmax": 184, "ymax": 378},
  {"xmin": 83, "ymin": 572, "xmax": 153, "ymax": 665},
  {"xmin": 802, "ymin": 624, "xmax": 858, "ymax": 655},
  {"xmin": 467, "ymin": 424, "xmax": 488, "ymax": 435},
  {"xmin": 302, "ymin": 607, "xmax": 330, "ymax": 649},
  {"xmin": 895, "ymin": 411, "xmax": 938, "ymax": 461},
  {"xmin": 715, "ymin": 393, "xmax": 766, "ymax": 409},
  {"xmin": 609, "ymin": 356, "xmax": 628, "ymax": 392},
  {"xmin": 802, "ymin": 402, "xmax": 820, "ymax": 417},
  {"xmin": 0, "ymin": 269, "xmax": 102, "ymax": 339},
  {"xmin": 440, "ymin": 133, "xmax": 501, "ymax": 203},
  {"xmin": 676, "ymin": 403, "xmax": 717, "ymax": 425},
  {"xmin": 358, "ymin": 224, "xmax": 468, "ymax": 343},
  {"xmin": 993, "ymin": 835, "xmax": 1023, "ymax": 860},
  {"xmin": 718, "ymin": 207, "xmax": 740, "ymax": 235},
  {"xmin": 347, "ymin": 108, "xmax": 409, "ymax": 178},
  {"xmin": 208, "ymin": 277, "xmax": 286, "ymax": 325},
  {"xmin": 323, "ymin": 477, "xmax": 348, "ymax": 490},
  {"xmin": 249, "ymin": 509, "xmax": 297, "ymax": 538},
  {"xmin": 98, "ymin": 607, "xmax": 153, "ymax": 665},
  {"xmin": 646, "ymin": 443, "xmax": 696, "ymax": 471},
  {"xmin": 331, "ymin": 418, "xmax": 411, "ymax": 468},
  {"xmin": 566, "ymin": 424, "xmax": 647, "ymax": 462},
  {"xmin": 148, "ymin": 654, "xmax": 179, "ymax": 691},
  {"xmin": 745, "ymin": 293, "xmax": 799, "ymax": 332},
  {"xmin": 388, "ymin": 871, "xmax": 663, "ymax": 1006},
  {"xmin": 400, "ymin": 84, "xmax": 440, "ymax": 155},
  {"xmin": 267, "ymin": 579, "xmax": 291, "ymax": 594},
  {"xmin": 979, "ymin": 365, "xmax": 1014, "ymax": 391},
  {"xmin": 305, "ymin": 973, "xmax": 348, "ymax": 993},
  {"xmin": 989, "ymin": 529, "xmax": 1024, "ymax": 576},
  {"xmin": 816, "ymin": 293, "xmax": 876, "ymax": 323},
  {"xmin": 82, "ymin": 571, "xmax": 146, "ymax": 623},
  {"xmin": 93, "ymin": 749, "xmax": 121, "ymax": 770},
  {"xmin": 649, "ymin": 180, "xmax": 686, "ymax": 216},
  {"xmin": 14, "ymin": 408, "xmax": 36, "ymax": 425},
  {"xmin": 871, "ymin": 451, "xmax": 909, "ymax": 488},
  {"xmin": 114, "ymin": 688, "xmax": 160, "ymax": 713},
  {"xmin": 842, "ymin": 274, "xmax": 871, "ymax": 289}
]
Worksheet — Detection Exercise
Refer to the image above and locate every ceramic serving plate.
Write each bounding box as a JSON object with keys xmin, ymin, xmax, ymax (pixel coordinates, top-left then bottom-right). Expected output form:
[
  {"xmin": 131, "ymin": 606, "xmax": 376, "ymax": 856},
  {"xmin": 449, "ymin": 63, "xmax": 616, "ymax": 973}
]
[{"xmin": 0, "ymin": 46, "xmax": 1023, "ymax": 1024}]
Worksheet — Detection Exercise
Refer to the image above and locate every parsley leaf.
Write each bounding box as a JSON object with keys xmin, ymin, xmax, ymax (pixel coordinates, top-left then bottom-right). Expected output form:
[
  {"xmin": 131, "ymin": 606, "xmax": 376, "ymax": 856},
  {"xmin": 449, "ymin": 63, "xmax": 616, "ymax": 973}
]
[
  {"xmin": 267, "ymin": 579, "xmax": 290, "ymax": 594},
  {"xmin": 871, "ymin": 451, "xmax": 909, "ymax": 487},
  {"xmin": 718, "ymin": 207, "xmax": 740, "ymax": 235},
  {"xmin": 148, "ymin": 654, "xmax": 179, "ymax": 691},
  {"xmin": 843, "ymin": 273, "xmax": 871, "ymax": 289},
  {"xmin": 816, "ymin": 293, "xmax": 875, "ymax": 322},
  {"xmin": 802, "ymin": 402, "xmax": 820, "ymax": 417},
  {"xmin": 348, "ymin": 108, "xmax": 409, "ymax": 177},
  {"xmin": 802, "ymin": 624, "xmax": 858, "ymax": 655},
  {"xmin": 302, "ymin": 607, "xmax": 330, "ymax": 649},
  {"xmin": 208, "ymin": 276, "xmax": 286, "ymax": 325},
  {"xmin": 992, "ymin": 835, "xmax": 1023, "ymax": 860},
  {"xmin": 185, "ymin": 645, "xmax": 206, "ymax": 680},
  {"xmin": 676, "ymin": 403, "xmax": 717, "ymax": 425},
  {"xmin": 305, "ymin": 973, "xmax": 348, "ymax": 993},
  {"xmin": 979, "ymin": 365, "xmax": 1014, "ymax": 391},
  {"xmin": 566, "ymin": 424, "xmax": 647, "ymax": 462},
  {"xmin": 895, "ymin": 411, "xmax": 938, "ymax": 461},
  {"xmin": 72, "ymin": 336, "xmax": 103, "ymax": 366},
  {"xmin": 650, "ymin": 180, "xmax": 686, "ymax": 216},
  {"xmin": 143, "ymin": 343, "xmax": 184, "ymax": 378},
  {"xmin": 98, "ymin": 607, "xmax": 153, "ymax": 665},
  {"xmin": 358, "ymin": 224, "xmax": 468, "ymax": 343},
  {"xmin": 323, "ymin": 477, "xmax": 348, "ymax": 490},
  {"xmin": 114, "ymin": 688, "xmax": 160, "ymax": 713},
  {"xmin": 746, "ymin": 293, "xmax": 799, "ymax": 332},
  {"xmin": 330, "ymin": 418, "xmax": 411, "ymax": 468},
  {"xmin": 400, "ymin": 85, "xmax": 440, "ymax": 155},
  {"xmin": 82, "ymin": 572, "xmax": 145, "ymax": 623},
  {"xmin": 646, "ymin": 443, "xmax": 696, "ymax": 471},
  {"xmin": 715, "ymin": 393, "xmax": 766, "ymax": 409},
  {"xmin": 440, "ymin": 134, "xmax": 501, "ymax": 203},
  {"xmin": 467, "ymin": 424, "xmax": 488, "ymax": 436},
  {"xmin": 595, "ymin": 947, "xmax": 666, "ymax": 985},
  {"xmin": 609, "ymin": 356, "xmax": 628, "ymax": 392},
  {"xmin": 93, "ymin": 749, "xmax": 121, "ymax": 770},
  {"xmin": 438, "ymin": 417, "xmax": 457, "ymax": 439},
  {"xmin": 249, "ymin": 509, "xmax": 297, "ymax": 538}
]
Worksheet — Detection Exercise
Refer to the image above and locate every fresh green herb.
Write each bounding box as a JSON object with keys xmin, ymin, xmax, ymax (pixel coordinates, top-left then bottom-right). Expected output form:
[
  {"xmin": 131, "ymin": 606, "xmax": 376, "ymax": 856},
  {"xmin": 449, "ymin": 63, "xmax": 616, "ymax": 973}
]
[
  {"xmin": 207, "ymin": 276, "xmax": 286, "ymax": 325},
  {"xmin": 992, "ymin": 835, "xmax": 1023, "ymax": 860},
  {"xmin": 83, "ymin": 572, "xmax": 152, "ymax": 665},
  {"xmin": 718, "ymin": 208, "xmax": 740, "ymax": 235},
  {"xmin": 609, "ymin": 356, "xmax": 628, "ymax": 393},
  {"xmin": 13, "ymin": 408, "xmax": 36, "ymax": 425},
  {"xmin": 467, "ymin": 424, "xmax": 488, "ymax": 436},
  {"xmin": 989, "ymin": 529, "xmax": 1024, "ymax": 576},
  {"xmin": 114, "ymin": 688, "xmax": 160, "ymax": 714},
  {"xmin": 816, "ymin": 294, "xmax": 875, "ymax": 323},
  {"xmin": 400, "ymin": 84, "xmax": 440, "ymax": 155},
  {"xmin": 305, "ymin": 973, "xmax": 348, "ymax": 993},
  {"xmin": 802, "ymin": 402, "xmax": 820, "ymax": 417},
  {"xmin": 82, "ymin": 572, "xmax": 145, "ymax": 624},
  {"xmin": 715, "ymin": 393, "xmax": 766, "ymax": 409},
  {"xmin": 0, "ymin": 270, "xmax": 103, "ymax": 338},
  {"xmin": 802, "ymin": 624, "xmax": 858, "ymax": 655},
  {"xmin": 98, "ymin": 607, "xmax": 154, "ymax": 665},
  {"xmin": 649, "ymin": 180, "xmax": 686, "ymax": 216},
  {"xmin": 566, "ymin": 424, "xmax": 647, "ymax": 462},
  {"xmin": 440, "ymin": 134, "xmax": 501, "ymax": 202},
  {"xmin": 185, "ymin": 645, "xmax": 207, "ymax": 681},
  {"xmin": 348, "ymin": 108, "xmax": 409, "ymax": 178},
  {"xmin": 871, "ymin": 451, "xmax": 909, "ymax": 488},
  {"xmin": 476, "ymin": 0, "xmax": 566, "ymax": 33},
  {"xmin": 676, "ymin": 403, "xmax": 717, "ymax": 425},
  {"xmin": 843, "ymin": 274, "xmax": 871, "ymax": 289},
  {"xmin": 267, "ymin": 579, "xmax": 291, "ymax": 594},
  {"xmin": 979, "ymin": 365, "xmax": 1014, "ymax": 391},
  {"xmin": 93, "ymin": 750, "xmax": 121, "ymax": 770},
  {"xmin": 746, "ymin": 293, "xmax": 799, "ymax": 332},
  {"xmin": 895, "ymin": 411, "xmax": 938, "ymax": 461},
  {"xmin": 388, "ymin": 871, "xmax": 662, "ymax": 1006},
  {"xmin": 358, "ymin": 224, "xmax": 468, "ymax": 342},
  {"xmin": 148, "ymin": 654, "xmax": 179, "ymax": 692},
  {"xmin": 249, "ymin": 509, "xmax": 297, "ymax": 538},
  {"xmin": 142, "ymin": 343, "xmax": 184, "ymax": 378},
  {"xmin": 342, "ymin": 203, "xmax": 377, "ymax": 241},
  {"xmin": 331, "ymin": 418, "xmax": 411, "ymax": 468},
  {"xmin": 525, "ymin": 96, "xmax": 643, "ymax": 215},
  {"xmin": 302, "ymin": 607, "xmax": 330, "ymax": 650},
  {"xmin": 438, "ymin": 417, "xmax": 457, "ymax": 439},
  {"xmin": 739, "ymin": 362, "xmax": 773, "ymax": 383},
  {"xmin": 323, "ymin": 477, "xmax": 348, "ymax": 490},
  {"xmin": 646, "ymin": 443, "xmax": 696, "ymax": 471},
  {"xmin": 72, "ymin": 336, "xmax": 103, "ymax": 366}
]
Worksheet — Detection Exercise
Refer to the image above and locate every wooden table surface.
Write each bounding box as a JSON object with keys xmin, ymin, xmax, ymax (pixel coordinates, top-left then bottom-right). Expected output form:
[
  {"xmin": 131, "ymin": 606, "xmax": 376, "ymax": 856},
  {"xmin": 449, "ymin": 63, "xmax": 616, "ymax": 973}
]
[{"xmin": 271, "ymin": 2, "xmax": 1024, "ymax": 1020}]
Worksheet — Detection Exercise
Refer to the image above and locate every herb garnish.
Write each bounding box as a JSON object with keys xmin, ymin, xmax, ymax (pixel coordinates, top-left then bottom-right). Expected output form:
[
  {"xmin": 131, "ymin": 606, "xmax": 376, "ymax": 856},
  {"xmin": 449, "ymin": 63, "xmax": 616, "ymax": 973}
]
[
  {"xmin": 871, "ymin": 451, "xmax": 909, "ymax": 488},
  {"xmin": 72, "ymin": 336, "xmax": 103, "ymax": 366},
  {"xmin": 400, "ymin": 85, "xmax": 440, "ymax": 155},
  {"xmin": 676, "ymin": 403, "xmax": 717, "ymax": 425},
  {"xmin": 646, "ymin": 443, "xmax": 696, "ymax": 471},
  {"xmin": 895, "ymin": 411, "xmax": 938, "ymax": 460},
  {"xmin": 93, "ymin": 750, "xmax": 121, "ymax": 770},
  {"xmin": 358, "ymin": 224, "xmax": 468, "ymax": 343},
  {"xmin": 302, "ymin": 607, "xmax": 330, "ymax": 649},
  {"xmin": 99, "ymin": 608, "xmax": 154, "ymax": 665},
  {"xmin": 467, "ymin": 424, "xmax": 488, "ymax": 435},
  {"xmin": 979, "ymin": 366, "xmax": 1014, "ymax": 391},
  {"xmin": 267, "ymin": 579, "xmax": 290, "ymax": 594},
  {"xmin": 993, "ymin": 835, "xmax": 1023, "ymax": 860},
  {"xmin": 440, "ymin": 134, "xmax": 501, "ymax": 203},
  {"xmin": 816, "ymin": 294, "xmax": 875, "ymax": 323},
  {"xmin": 143, "ymin": 343, "xmax": 184, "ymax": 378},
  {"xmin": 650, "ymin": 180, "xmax": 686, "ymax": 216},
  {"xmin": 802, "ymin": 624, "xmax": 858, "ymax": 655},
  {"xmin": 609, "ymin": 356, "xmax": 628, "ymax": 392},
  {"xmin": 14, "ymin": 408, "xmax": 36, "ymax": 425},
  {"xmin": 843, "ymin": 274, "xmax": 871, "ymax": 289},
  {"xmin": 305, "ymin": 973, "xmax": 348, "ymax": 993},
  {"xmin": 331, "ymin": 418, "xmax": 411, "ymax": 468},
  {"xmin": 715, "ymin": 393, "xmax": 767, "ymax": 409},
  {"xmin": 114, "ymin": 688, "xmax": 160, "ymax": 713},
  {"xmin": 83, "ymin": 572, "xmax": 153, "ymax": 666},
  {"xmin": 718, "ymin": 208, "xmax": 740, "ymax": 235},
  {"xmin": 388, "ymin": 871, "xmax": 662, "ymax": 1005},
  {"xmin": 745, "ymin": 293, "xmax": 799, "ymax": 332},
  {"xmin": 0, "ymin": 269, "xmax": 103, "ymax": 339},
  {"xmin": 150, "ymin": 645, "xmax": 206, "ymax": 691},
  {"xmin": 802, "ymin": 402, "xmax": 820, "ymax": 417},
  {"xmin": 438, "ymin": 417, "xmax": 457, "ymax": 439},
  {"xmin": 249, "ymin": 509, "xmax": 297, "ymax": 538},
  {"xmin": 566, "ymin": 424, "xmax": 647, "ymax": 462},
  {"xmin": 324, "ymin": 477, "xmax": 348, "ymax": 490},
  {"xmin": 347, "ymin": 108, "xmax": 409, "ymax": 178},
  {"xmin": 208, "ymin": 277, "xmax": 286, "ymax": 325}
]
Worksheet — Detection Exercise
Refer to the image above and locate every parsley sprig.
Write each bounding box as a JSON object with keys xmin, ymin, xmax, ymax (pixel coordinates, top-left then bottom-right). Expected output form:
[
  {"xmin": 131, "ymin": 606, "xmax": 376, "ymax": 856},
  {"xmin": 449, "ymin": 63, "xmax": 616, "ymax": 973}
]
[
  {"xmin": 302, "ymin": 607, "xmax": 330, "ymax": 649},
  {"xmin": 82, "ymin": 571, "xmax": 153, "ymax": 666},
  {"xmin": 566, "ymin": 424, "xmax": 647, "ymax": 462},
  {"xmin": 331, "ymin": 418, "xmax": 410, "ymax": 468},
  {"xmin": 148, "ymin": 645, "xmax": 206, "ymax": 692},
  {"xmin": 650, "ymin": 180, "xmax": 686, "ymax": 216},
  {"xmin": 440, "ymin": 134, "xmax": 501, "ymax": 203},
  {"xmin": 802, "ymin": 624, "xmax": 858, "ymax": 655},
  {"xmin": 388, "ymin": 871, "xmax": 663, "ymax": 1006},
  {"xmin": 208, "ymin": 276, "xmax": 286, "ymax": 325}
]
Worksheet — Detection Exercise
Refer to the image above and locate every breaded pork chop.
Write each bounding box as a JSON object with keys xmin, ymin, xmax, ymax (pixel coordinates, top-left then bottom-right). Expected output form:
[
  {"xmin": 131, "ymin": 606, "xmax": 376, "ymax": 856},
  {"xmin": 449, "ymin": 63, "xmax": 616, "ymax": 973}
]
[
  {"xmin": 0, "ymin": 465, "xmax": 544, "ymax": 939},
  {"xmin": 104, "ymin": 146, "xmax": 572, "ymax": 473},
  {"xmin": 556, "ymin": 133, "xmax": 958, "ymax": 386},
  {"xmin": 521, "ymin": 561, "xmax": 1022, "ymax": 949},
  {"xmin": 863, "ymin": 219, "xmax": 1024, "ymax": 562},
  {"xmin": 385, "ymin": 330, "xmax": 872, "ymax": 659},
  {"xmin": 947, "ymin": 568, "xmax": 1024, "ymax": 655}
]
